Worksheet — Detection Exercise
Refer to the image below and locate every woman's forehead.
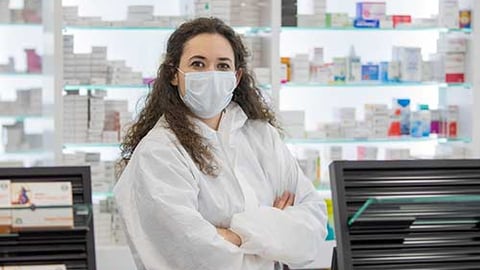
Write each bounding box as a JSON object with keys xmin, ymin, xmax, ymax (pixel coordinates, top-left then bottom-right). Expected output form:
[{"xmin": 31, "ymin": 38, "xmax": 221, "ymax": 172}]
[{"xmin": 181, "ymin": 33, "xmax": 234, "ymax": 61}]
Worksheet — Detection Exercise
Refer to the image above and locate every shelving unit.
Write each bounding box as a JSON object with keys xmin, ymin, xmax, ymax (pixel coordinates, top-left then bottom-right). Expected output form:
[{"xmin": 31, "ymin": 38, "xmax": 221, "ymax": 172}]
[
  {"xmin": 0, "ymin": 1, "xmax": 55, "ymax": 167},
  {"xmin": 2, "ymin": 0, "xmax": 480, "ymax": 269},
  {"xmin": 0, "ymin": 166, "xmax": 96, "ymax": 269},
  {"xmin": 278, "ymin": 1, "xmax": 478, "ymax": 172}
]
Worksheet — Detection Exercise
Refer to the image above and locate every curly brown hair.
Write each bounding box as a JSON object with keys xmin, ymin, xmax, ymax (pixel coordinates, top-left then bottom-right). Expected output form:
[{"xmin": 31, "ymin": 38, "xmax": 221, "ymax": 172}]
[{"xmin": 119, "ymin": 17, "xmax": 278, "ymax": 176}]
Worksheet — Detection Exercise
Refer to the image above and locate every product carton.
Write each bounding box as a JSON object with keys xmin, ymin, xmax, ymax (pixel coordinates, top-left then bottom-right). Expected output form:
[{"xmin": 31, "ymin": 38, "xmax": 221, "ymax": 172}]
[
  {"xmin": 356, "ymin": 2, "xmax": 386, "ymax": 20},
  {"xmin": 4, "ymin": 265, "xmax": 66, "ymax": 270},
  {"xmin": 10, "ymin": 182, "xmax": 73, "ymax": 231}
]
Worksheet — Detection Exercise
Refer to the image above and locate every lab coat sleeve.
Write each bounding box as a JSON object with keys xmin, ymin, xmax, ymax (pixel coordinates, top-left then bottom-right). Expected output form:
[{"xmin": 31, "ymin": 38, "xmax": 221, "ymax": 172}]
[
  {"xmin": 113, "ymin": 139, "xmax": 265, "ymax": 270},
  {"xmin": 229, "ymin": 124, "xmax": 328, "ymax": 266}
]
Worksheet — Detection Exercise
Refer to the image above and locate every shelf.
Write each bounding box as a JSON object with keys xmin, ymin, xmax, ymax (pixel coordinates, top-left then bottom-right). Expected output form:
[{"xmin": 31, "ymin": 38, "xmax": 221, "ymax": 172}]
[
  {"xmin": 93, "ymin": 191, "xmax": 114, "ymax": 199},
  {"xmin": 2, "ymin": 149, "xmax": 51, "ymax": 155},
  {"xmin": 64, "ymin": 84, "xmax": 148, "ymax": 90},
  {"xmin": 348, "ymin": 195, "xmax": 480, "ymax": 226},
  {"xmin": 63, "ymin": 143, "xmax": 121, "ymax": 149},
  {"xmin": 0, "ymin": 203, "xmax": 92, "ymax": 236},
  {"xmin": 64, "ymin": 25, "xmax": 271, "ymax": 34},
  {"xmin": 282, "ymin": 82, "xmax": 472, "ymax": 88},
  {"xmin": 64, "ymin": 25, "xmax": 176, "ymax": 31},
  {"xmin": 0, "ymin": 23, "xmax": 42, "ymax": 28},
  {"xmin": 0, "ymin": 115, "xmax": 49, "ymax": 122},
  {"xmin": 281, "ymin": 26, "xmax": 472, "ymax": 33},
  {"xmin": 286, "ymin": 137, "xmax": 471, "ymax": 144},
  {"xmin": 0, "ymin": 72, "xmax": 43, "ymax": 78}
]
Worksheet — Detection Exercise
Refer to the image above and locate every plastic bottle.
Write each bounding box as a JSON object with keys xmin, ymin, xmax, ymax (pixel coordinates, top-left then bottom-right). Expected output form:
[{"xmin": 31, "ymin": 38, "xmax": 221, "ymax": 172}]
[
  {"xmin": 347, "ymin": 45, "xmax": 361, "ymax": 82},
  {"xmin": 418, "ymin": 104, "xmax": 431, "ymax": 137}
]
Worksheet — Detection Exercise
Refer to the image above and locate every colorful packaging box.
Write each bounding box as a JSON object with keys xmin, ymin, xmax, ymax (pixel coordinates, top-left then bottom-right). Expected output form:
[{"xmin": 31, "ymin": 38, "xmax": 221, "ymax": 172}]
[
  {"xmin": 325, "ymin": 198, "xmax": 335, "ymax": 240},
  {"xmin": 361, "ymin": 64, "xmax": 379, "ymax": 80},
  {"xmin": 356, "ymin": 2, "xmax": 386, "ymax": 20},
  {"xmin": 392, "ymin": 15, "xmax": 412, "ymax": 28},
  {"xmin": 459, "ymin": 10, "xmax": 471, "ymax": 29},
  {"xmin": 11, "ymin": 182, "xmax": 73, "ymax": 231},
  {"xmin": 354, "ymin": 18, "xmax": 379, "ymax": 28},
  {"xmin": 444, "ymin": 53, "xmax": 465, "ymax": 83}
]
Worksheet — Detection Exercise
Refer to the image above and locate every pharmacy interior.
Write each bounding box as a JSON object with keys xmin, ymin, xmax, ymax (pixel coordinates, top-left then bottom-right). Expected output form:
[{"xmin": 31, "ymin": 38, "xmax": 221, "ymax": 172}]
[{"xmin": 1, "ymin": 0, "xmax": 480, "ymax": 269}]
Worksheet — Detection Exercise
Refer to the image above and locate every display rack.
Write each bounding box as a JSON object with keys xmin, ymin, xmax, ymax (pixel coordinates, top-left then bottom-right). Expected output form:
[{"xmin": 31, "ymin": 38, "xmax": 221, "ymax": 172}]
[
  {"xmin": 0, "ymin": 1, "xmax": 56, "ymax": 167},
  {"xmin": 0, "ymin": 166, "xmax": 96, "ymax": 270},
  {"xmin": 329, "ymin": 159, "xmax": 480, "ymax": 270}
]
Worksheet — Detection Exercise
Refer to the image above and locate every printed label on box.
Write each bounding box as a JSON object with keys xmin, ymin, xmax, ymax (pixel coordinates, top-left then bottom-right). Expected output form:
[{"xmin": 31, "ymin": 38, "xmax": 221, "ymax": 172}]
[{"xmin": 11, "ymin": 182, "xmax": 73, "ymax": 230}]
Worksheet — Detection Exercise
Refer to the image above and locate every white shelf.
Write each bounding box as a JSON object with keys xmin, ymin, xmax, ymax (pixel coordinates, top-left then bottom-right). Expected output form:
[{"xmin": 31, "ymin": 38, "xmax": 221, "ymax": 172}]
[
  {"xmin": 281, "ymin": 26, "xmax": 472, "ymax": 33},
  {"xmin": 282, "ymin": 82, "xmax": 472, "ymax": 88},
  {"xmin": 286, "ymin": 137, "xmax": 471, "ymax": 145},
  {"xmin": 64, "ymin": 84, "xmax": 149, "ymax": 90},
  {"xmin": 64, "ymin": 25, "xmax": 271, "ymax": 34}
]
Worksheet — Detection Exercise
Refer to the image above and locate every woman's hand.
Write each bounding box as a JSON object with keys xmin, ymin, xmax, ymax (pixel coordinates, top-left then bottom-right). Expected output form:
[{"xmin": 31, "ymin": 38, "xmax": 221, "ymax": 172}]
[
  {"xmin": 273, "ymin": 191, "xmax": 295, "ymax": 210},
  {"xmin": 216, "ymin": 227, "xmax": 242, "ymax": 247}
]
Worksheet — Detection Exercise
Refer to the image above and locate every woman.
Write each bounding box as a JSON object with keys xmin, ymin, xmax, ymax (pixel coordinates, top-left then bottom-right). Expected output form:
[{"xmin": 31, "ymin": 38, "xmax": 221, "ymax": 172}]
[{"xmin": 114, "ymin": 17, "xmax": 327, "ymax": 270}]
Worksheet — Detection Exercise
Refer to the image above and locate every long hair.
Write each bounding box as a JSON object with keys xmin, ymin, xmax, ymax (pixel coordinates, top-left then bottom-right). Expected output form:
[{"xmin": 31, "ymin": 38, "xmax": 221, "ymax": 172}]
[{"xmin": 119, "ymin": 17, "xmax": 278, "ymax": 176}]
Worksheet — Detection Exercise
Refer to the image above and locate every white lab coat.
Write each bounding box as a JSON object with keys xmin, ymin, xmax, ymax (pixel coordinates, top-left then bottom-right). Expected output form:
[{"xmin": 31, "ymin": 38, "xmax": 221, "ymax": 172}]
[{"xmin": 113, "ymin": 102, "xmax": 327, "ymax": 270}]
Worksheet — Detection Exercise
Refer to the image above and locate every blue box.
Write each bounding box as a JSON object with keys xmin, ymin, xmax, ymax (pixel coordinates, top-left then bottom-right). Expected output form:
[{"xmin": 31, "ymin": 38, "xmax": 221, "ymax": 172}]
[
  {"xmin": 354, "ymin": 18, "xmax": 380, "ymax": 28},
  {"xmin": 380, "ymin": 62, "xmax": 389, "ymax": 82},
  {"xmin": 361, "ymin": 64, "xmax": 379, "ymax": 81}
]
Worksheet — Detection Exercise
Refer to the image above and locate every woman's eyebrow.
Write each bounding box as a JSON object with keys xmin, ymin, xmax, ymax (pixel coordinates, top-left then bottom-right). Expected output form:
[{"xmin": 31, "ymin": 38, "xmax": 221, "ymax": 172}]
[
  {"xmin": 188, "ymin": 55, "xmax": 207, "ymax": 61},
  {"xmin": 218, "ymin": 57, "xmax": 232, "ymax": 63}
]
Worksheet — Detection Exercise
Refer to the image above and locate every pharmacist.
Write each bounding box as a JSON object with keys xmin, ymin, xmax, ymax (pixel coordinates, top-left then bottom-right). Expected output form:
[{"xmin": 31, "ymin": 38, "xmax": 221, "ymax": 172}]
[{"xmin": 114, "ymin": 17, "xmax": 327, "ymax": 270}]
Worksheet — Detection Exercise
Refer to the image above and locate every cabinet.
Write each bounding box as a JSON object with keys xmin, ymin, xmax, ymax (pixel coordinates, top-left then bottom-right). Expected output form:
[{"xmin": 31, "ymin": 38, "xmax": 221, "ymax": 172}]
[
  {"xmin": 276, "ymin": 0, "xmax": 479, "ymax": 191},
  {"xmin": 0, "ymin": 166, "xmax": 96, "ymax": 269},
  {"xmin": 2, "ymin": 0, "xmax": 480, "ymax": 269},
  {"xmin": 0, "ymin": 0, "xmax": 55, "ymax": 167}
]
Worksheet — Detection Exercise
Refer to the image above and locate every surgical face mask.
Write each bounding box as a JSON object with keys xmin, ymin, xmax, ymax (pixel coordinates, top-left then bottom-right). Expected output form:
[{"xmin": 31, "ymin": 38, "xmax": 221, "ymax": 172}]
[{"xmin": 178, "ymin": 69, "xmax": 237, "ymax": 119}]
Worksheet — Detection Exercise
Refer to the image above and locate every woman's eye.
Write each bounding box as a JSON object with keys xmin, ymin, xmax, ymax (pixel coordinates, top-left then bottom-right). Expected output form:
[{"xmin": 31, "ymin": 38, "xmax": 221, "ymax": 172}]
[
  {"xmin": 191, "ymin": 61, "xmax": 205, "ymax": 68},
  {"xmin": 218, "ymin": 63, "xmax": 231, "ymax": 71}
]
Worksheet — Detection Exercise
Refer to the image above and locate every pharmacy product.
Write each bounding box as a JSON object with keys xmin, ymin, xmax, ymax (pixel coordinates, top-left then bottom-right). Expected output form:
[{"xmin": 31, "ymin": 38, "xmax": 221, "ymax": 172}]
[
  {"xmin": 11, "ymin": 182, "xmax": 73, "ymax": 230},
  {"xmin": 393, "ymin": 99, "xmax": 411, "ymax": 135}
]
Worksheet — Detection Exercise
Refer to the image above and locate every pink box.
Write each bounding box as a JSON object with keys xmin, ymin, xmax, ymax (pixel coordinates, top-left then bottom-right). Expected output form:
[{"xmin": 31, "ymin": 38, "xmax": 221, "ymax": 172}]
[{"xmin": 24, "ymin": 49, "xmax": 42, "ymax": 73}]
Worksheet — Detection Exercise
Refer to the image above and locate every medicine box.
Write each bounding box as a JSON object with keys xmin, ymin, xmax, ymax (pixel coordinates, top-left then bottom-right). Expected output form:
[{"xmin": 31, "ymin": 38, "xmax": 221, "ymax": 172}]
[
  {"xmin": 3, "ymin": 265, "xmax": 66, "ymax": 270},
  {"xmin": 10, "ymin": 182, "xmax": 73, "ymax": 230},
  {"xmin": 361, "ymin": 64, "xmax": 379, "ymax": 80},
  {"xmin": 356, "ymin": 2, "xmax": 386, "ymax": 20}
]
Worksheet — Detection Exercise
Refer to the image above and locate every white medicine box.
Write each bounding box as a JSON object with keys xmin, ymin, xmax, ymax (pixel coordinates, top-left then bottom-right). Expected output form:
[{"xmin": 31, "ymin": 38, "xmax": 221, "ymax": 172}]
[
  {"xmin": 10, "ymin": 182, "xmax": 73, "ymax": 230},
  {"xmin": 3, "ymin": 265, "xmax": 67, "ymax": 270}
]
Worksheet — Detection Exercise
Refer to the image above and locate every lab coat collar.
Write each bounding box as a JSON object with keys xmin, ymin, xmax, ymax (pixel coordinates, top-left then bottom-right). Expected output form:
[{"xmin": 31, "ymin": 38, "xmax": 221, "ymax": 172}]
[
  {"xmin": 154, "ymin": 102, "xmax": 248, "ymax": 141},
  {"xmin": 189, "ymin": 102, "xmax": 248, "ymax": 140}
]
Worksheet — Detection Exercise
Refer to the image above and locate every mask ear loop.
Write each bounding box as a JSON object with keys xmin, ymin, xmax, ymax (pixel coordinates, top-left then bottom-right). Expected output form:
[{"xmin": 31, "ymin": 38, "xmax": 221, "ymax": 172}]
[{"xmin": 177, "ymin": 67, "xmax": 186, "ymax": 75}]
